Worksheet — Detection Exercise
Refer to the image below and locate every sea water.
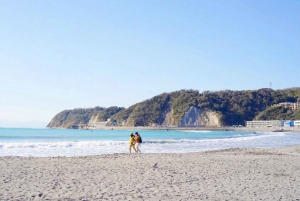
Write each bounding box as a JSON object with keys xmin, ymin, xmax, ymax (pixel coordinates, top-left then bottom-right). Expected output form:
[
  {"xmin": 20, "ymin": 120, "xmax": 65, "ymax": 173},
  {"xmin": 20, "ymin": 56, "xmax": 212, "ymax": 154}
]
[{"xmin": 0, "ymin": 128, "xmax": 299, "ymax": 157}]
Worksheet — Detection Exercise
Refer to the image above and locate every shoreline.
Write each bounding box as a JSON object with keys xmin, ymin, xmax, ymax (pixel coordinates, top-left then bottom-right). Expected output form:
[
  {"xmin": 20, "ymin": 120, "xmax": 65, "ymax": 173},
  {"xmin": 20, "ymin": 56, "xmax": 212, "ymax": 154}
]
[
  {"xmin": 47, "ymin": 126, "xmax": 300, "ymax": 133},
  {"xmin": 1, "ymin": 145, "xmax": 299, "ymax": 200},
  {"xmin": 1, "ymin": 144, "xmax": 299, "ymax": 159},
  {"xmin": 2, "ymin": 128, "xmax": 299, "ymax": 158}
]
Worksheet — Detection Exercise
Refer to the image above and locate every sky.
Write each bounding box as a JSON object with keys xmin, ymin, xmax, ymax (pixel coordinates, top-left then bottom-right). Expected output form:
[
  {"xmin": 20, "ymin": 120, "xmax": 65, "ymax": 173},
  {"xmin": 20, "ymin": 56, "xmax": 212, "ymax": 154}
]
[{"xmin": 0, "ymin": 0, "xmax": 299, "ymax": 127}]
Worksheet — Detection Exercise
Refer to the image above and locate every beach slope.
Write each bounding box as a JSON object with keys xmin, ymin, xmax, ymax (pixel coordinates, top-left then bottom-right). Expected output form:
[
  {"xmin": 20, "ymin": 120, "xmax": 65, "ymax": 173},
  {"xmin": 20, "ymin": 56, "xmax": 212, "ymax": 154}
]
[{"xmin": 1, "ymin": 146, "xmax": 300, "ymax": 200}]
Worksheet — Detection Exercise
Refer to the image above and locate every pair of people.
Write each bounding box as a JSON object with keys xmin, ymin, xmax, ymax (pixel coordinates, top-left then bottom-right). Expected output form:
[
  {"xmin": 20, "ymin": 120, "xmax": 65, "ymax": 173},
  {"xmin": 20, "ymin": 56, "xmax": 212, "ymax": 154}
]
[{"xmin": 129, "ymin": 132, "xmax": 142, "ymax": 153}]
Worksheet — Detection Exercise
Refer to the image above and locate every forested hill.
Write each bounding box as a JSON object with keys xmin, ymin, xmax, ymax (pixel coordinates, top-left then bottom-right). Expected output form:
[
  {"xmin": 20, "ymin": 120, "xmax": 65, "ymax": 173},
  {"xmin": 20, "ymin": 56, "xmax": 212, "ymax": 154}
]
[
  {"xmin": 47, "ymin": 88, "xmax": 300, "ymax": 128},
  {"xmin": 47, "ymin": 106, "xmax": 124, "ymax": 128}
]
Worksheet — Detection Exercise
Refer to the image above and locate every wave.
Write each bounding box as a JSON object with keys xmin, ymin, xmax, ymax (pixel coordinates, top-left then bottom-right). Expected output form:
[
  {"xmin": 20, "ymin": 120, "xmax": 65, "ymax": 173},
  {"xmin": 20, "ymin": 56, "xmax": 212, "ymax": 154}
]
[
  {"xmin": 180, "ymin": 130, "xmax": 211, "ymax": 133},
  {"xmin": 1, "ymin": 132, "xmax": 298, "ymax": 157},
  {"xmin": 0, "ymin": 140, "xmax": 126, "ymax": 149},
  {"xmin": 0, "ymin": 132, "xmax": 286, "ymax": 149}
]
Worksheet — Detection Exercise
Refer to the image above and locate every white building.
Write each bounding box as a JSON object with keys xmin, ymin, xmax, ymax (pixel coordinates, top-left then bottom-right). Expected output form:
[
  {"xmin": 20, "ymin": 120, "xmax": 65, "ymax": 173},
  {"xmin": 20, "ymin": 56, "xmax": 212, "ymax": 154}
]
[
  {"xmin": 246, "ymin": 120, "xmax": 284, "ymax": 127},
  {"xmin": 88, "ymin": 118, "xmax": 115, "ymax": 128},
  {"xmin": 292, "ymin": 102, "xmax": 300, "ymax": 111},
  {"xmin": 294, "ymin": 120, "xmax": 300, "ymax": 127},
  {"xmin": 272, "ymin": 102, "xmax": 300, "ymax": 111}
]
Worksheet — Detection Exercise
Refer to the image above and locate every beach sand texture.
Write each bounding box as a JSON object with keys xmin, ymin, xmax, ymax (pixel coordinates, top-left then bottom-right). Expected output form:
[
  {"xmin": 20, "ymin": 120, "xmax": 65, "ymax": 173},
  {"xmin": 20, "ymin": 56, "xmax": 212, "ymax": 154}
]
[{"xmin": 1, "ymin": 146, "xmax": 300, "ymax": 201}]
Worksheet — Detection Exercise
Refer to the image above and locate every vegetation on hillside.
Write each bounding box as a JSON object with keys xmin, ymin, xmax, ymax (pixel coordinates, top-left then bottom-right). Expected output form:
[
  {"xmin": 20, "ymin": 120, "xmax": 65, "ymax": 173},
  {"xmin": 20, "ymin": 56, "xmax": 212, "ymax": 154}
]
[
  {"xmin": 95, "ymin": 106, "xmax": 124, "ymax": 122},
  {"xmin": 111, "ymin": 104, "xmax": 137, "ymax": 125},
  {"xmin": 47, "ymin": 87, "xmax": 300, "ymax": 128},
  {"xmin": 198, "ymin": 88, "xmax": 299, "ymax": 125},
  {"xmin": 254, "ymin": 106, "xmax": 300, "ymax": 121},
  {"xmin": 47, "ymin": 107, "xmax": 105, "ymax": 128},
  {"xmin": 47, "ymin": 106, "xmax": 123, "ymax": 128}
]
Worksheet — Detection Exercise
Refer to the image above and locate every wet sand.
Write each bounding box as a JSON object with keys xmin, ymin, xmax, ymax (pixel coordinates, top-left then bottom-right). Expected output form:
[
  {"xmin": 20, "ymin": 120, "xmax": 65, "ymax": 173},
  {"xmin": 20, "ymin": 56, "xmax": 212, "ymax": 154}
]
[{"xmin": 1, "ymin": 146, "xmax": 300, "ymax": 200}]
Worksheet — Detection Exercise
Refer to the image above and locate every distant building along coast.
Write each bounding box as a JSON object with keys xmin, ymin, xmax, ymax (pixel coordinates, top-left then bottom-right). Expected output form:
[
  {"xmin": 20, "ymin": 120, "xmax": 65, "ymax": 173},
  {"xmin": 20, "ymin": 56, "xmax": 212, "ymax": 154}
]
[
  {"xmin": 246, "ymin": 101, "xmax": 300, "ymax": 128},
  {"xmin": 246, "ymin": 120, "xmax": 300, "ymax": 128}
]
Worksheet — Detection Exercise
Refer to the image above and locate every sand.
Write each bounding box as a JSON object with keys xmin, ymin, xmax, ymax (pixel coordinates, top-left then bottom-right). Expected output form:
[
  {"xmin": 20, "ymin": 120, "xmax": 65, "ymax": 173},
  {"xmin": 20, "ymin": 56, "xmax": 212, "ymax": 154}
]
[{"xmin": 1, "ymin": 146, "xmax": 300, "ymax": 201}]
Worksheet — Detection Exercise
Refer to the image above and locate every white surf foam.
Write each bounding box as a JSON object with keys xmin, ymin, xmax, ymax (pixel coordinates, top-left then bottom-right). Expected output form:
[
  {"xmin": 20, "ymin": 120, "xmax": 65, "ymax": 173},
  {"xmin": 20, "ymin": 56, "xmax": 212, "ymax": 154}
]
[
  {"xmin": 0, "ymin": 132, "xmax": 299, "ymax": 157},
  {"xmin": 180, "ymin": 130, "xmax": 211, "ymax": 133}
]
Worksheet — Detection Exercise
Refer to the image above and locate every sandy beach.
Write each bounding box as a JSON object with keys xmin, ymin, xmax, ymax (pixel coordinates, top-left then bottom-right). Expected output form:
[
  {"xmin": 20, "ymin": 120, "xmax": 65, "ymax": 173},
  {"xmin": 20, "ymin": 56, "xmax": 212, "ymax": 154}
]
[{"xmin": 0, "ymin": 146, "xmax": 299, "ymax": 200}]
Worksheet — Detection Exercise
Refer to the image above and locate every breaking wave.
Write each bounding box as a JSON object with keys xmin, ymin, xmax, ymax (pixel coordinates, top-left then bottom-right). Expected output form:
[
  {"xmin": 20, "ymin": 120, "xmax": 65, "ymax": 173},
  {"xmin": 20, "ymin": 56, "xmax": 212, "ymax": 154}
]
[{"xmin": 0, "ymin": 130, "xmax": 298, "ymax": 157}]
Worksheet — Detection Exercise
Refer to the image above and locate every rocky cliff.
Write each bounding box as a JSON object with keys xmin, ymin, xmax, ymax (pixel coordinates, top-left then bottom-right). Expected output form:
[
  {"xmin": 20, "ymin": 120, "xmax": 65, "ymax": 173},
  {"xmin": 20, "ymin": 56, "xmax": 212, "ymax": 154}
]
[{"xmin": 180, "ymin": 106, "xmax": 221, "ymax": 127}]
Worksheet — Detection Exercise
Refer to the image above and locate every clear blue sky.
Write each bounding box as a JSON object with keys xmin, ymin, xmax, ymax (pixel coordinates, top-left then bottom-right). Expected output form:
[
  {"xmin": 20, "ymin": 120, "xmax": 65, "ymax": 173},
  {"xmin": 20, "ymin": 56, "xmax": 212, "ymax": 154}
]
[{"xmin": 0, "ymin": 0, "xmax": 299, "ymax": 127}]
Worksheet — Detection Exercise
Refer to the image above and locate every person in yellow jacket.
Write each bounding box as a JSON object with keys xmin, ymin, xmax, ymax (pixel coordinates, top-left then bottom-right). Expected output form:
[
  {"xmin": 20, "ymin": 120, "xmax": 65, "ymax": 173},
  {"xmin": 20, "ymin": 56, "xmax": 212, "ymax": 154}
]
[{"xmin": 129, "ymin": 133, "xmax": 137, "ymax": 153}]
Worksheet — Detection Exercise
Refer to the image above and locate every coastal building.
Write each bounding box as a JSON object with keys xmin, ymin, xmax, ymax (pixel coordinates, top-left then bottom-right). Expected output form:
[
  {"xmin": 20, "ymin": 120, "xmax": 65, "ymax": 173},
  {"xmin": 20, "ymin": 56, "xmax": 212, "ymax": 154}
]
[
  {"xmin": 294, "ymin": 120, "xmax": 300, "ymax": 127},
  {"xmin": 283, "ymin": 121, "xmax": 294, "ymax": 127},
  {"xmin": 247, "ymin": 120, "xmax": 300, "ymax": 127},
  {"xmin": 88, "ymin": 118, "xmax": 115, "ymax": 128},
  {"xmin": 272, "ymin": 102, "xmax": 293, "ymax": 108},
  {"xmin": 150, "ymin": 123, "xmax": 158, "ymax": 127},
  {"xmin": 246, "ymin": 120, "xmax": 284, "ymax": 127},
  {"xmin": 117, "ymin": 120, "xmax": 126, "ymax": 126},
  {"xmin": 292, "ymin": 102, "xmax": 300, "ymax": 110},
  {"xmin": 272, "ymin": 102, "xmax": 300, "ymax": 111}
]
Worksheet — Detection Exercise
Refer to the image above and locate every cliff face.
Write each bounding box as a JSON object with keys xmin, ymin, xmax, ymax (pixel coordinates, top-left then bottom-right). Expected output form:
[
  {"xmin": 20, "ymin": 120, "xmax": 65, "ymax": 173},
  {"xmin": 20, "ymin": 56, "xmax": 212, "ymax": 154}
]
[
  {"xmin": 199, "ymin": 110, "xmax": 221, "ymax": 126},
  {"xmin": 180, "ymin": 106, "xmax": 221, "ymax": 127},
  {"xmin": 180, "ymin": 106, "xmax": 202, "ymax": 126},
  {"xmin": 47, "ymin": 88, "xmax": 300, "ymax": 128}
]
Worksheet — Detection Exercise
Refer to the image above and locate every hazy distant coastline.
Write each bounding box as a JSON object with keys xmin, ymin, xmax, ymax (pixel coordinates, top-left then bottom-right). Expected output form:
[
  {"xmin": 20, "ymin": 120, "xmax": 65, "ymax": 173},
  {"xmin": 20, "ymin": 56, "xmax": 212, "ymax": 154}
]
[{"xmin": 0, "ymin": 119, "xmax": 47, "ymax": 128}]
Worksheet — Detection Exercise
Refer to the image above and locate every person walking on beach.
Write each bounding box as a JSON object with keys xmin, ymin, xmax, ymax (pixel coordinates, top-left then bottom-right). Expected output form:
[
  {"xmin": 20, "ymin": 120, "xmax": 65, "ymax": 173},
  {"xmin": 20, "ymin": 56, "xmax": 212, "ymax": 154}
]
[
  {"xmin": 134, "ymin": 132, "xmax": 142, "ymax": 153},
  {"xmin": 129, "ymin": 133, "xmax": 137, "ymax": 153}
]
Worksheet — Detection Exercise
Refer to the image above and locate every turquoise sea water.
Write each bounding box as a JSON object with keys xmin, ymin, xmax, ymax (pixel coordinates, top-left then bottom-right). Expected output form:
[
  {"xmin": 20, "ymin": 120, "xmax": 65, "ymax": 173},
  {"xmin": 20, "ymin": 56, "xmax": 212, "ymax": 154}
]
[{"xmin": 0, "ymin": 128, "xmax": 299, "ymax": 157}]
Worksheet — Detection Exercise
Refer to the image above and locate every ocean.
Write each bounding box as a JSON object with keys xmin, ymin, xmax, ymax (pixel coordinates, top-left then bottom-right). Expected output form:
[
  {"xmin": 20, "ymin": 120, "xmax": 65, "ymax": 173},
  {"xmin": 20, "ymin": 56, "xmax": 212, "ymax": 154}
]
[{"xmin": 0, "ymin": 128, "xmax": 299, "ymax": 157}]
